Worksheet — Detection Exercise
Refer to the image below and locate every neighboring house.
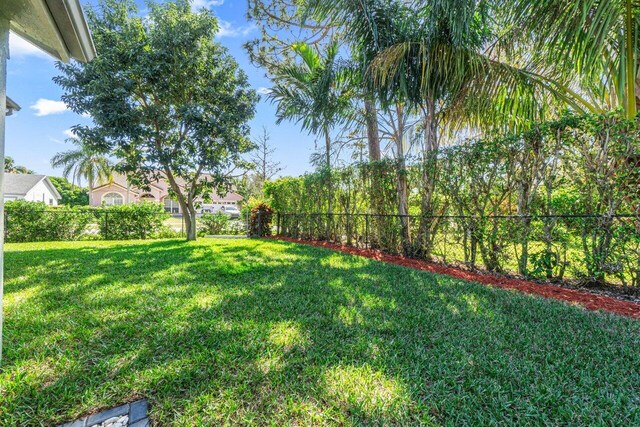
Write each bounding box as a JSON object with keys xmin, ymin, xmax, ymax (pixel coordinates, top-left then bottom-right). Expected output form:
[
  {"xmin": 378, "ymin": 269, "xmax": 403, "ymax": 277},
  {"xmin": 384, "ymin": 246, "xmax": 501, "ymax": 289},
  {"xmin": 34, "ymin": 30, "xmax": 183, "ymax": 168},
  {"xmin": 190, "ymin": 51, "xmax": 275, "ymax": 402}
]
[
  {"xmin": 90, "ymin": 174, "xmax": 243, "ymax": 214},
  {"xmin": 4, "ymin": 174, "xmax": 61, "ymax": 206}
]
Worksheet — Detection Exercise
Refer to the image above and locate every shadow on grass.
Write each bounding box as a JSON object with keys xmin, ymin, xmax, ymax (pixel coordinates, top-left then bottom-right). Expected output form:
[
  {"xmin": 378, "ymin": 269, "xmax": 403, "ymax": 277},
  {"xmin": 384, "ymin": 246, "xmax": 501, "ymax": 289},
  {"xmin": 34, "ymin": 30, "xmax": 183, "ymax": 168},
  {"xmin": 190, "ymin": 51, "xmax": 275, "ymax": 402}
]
[{"xmin": 1, "ymin": 238, "xmax": 639, "ymax": 426}]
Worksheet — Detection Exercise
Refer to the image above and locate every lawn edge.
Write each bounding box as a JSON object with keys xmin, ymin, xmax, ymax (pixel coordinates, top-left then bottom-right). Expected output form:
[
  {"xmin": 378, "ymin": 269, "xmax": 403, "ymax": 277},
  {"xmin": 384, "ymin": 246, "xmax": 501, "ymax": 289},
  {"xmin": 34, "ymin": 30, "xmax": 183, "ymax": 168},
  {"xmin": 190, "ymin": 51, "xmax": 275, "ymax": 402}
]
[{"xmin": 270, "ymin": 236, "xmax": 640, "ymax": 319}]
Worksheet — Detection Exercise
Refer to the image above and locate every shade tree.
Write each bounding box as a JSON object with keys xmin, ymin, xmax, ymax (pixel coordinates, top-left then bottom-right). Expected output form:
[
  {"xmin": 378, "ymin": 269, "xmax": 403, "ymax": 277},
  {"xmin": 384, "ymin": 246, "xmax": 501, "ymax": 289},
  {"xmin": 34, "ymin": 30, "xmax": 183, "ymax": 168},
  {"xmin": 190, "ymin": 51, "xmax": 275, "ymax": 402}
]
[{"xmin": 55, "ymin": 0, "xmax": 258, "ymax": 240}]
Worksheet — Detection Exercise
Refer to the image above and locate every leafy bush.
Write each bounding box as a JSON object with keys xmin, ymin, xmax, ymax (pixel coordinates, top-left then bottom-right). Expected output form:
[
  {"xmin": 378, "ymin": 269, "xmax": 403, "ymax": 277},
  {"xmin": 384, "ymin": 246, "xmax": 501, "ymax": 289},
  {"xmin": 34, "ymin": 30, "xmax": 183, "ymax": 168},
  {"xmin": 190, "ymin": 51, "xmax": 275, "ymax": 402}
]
[
  {"xmin": 5, "ymin": 201, "xmax": 92, "ymax": 242},
  {"xmin": 96, "ymin": 202, "xmax": 168, "ymax": 240},
  {"xmin": 199, "ymin": 212, "xmax": 230, "ymax": 235},
  {"xmin": 198, "ymin": 214, "xmax": 246, "ymax": 236},
  {"xmin": 249, "ymin": 203, "xmax": 273, "ymax": 237},
  {"xmin": 48, "ymin": 177, "xmax": 89, "ymax": 206},
  {"xmin": 225, "ymin": 219, "xmax": 247, "ymax": 235},
  {"xmin": 152, "ymin": 226, "xmax": 183, "ymax": 239}
]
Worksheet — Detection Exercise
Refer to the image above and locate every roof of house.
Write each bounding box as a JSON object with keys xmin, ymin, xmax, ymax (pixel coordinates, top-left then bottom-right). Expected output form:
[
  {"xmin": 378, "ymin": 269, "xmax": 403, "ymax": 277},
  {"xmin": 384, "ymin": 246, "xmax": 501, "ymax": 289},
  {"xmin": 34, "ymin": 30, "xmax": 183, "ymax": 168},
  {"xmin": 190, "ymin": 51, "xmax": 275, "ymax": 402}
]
[
  {"xmin": 5, "ymin": 97, "xmax": 20, "ymax": 116},
  {"xmin": 94, "ymin": 174, "xmax": 243, "ymax": 201},
  {"xmin": 4, "ymin": 174, "xmax": 61, "ymax": 199},
  {"xmin": 1, "ymin": 0, "xmax": 96, "ymax": 63}
]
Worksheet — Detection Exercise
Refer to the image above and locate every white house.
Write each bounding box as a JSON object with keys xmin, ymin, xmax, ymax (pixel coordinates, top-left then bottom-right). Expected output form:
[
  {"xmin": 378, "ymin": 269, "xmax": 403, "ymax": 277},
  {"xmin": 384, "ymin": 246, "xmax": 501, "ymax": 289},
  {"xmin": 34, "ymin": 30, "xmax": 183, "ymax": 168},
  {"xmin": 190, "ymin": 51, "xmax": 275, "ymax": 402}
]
[{"xmin": 3, "ymin": 173, "xmax": 61, "ymax": 206}]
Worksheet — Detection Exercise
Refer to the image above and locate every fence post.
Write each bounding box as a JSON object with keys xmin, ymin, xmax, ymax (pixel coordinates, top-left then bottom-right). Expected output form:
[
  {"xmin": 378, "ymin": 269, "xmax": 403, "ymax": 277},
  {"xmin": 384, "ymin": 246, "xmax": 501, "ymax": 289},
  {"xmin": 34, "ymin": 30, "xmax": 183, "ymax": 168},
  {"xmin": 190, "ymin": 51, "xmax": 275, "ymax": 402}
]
[
  {"xmin": 277, "ymin": 212, "xmax": 281, "ymax": 235},
  {"xmin": 365, "ymin": 214, "xmax": 369, "ymax": 249}
]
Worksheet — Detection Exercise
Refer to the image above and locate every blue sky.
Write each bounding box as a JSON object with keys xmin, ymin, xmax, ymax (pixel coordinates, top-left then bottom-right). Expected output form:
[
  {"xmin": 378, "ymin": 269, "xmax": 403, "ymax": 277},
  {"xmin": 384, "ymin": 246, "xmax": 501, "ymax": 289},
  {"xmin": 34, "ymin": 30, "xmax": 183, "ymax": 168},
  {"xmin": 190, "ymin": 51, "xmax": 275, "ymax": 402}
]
[{"xmin": 5, "ymin": 0, "xmax": 317, "ymax": 180}]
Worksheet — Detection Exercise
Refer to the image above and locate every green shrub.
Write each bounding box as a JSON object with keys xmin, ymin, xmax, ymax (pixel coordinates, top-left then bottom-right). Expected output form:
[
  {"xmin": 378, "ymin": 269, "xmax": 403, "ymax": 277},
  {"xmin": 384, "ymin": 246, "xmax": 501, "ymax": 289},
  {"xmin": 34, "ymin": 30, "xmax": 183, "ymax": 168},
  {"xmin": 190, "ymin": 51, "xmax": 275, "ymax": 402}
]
[
  {"xmin": 225, "ymin": 219, "xmax": 247, "ymax": 235},
  {"xmin": 199, "ymin": 212, "xmax": 229, "ymax": 235},
  {"xmin": 48, "ymin": 176, "xmax": 89, "ymax": 206},
  {"xmin": 151, "ymin": 226, "xmax": 183, "ymax": 239},
  {"xmin": 5, "ymin": 201, "xmax": 92, "ymax": 242},
  {"xmin": 96, "ymin": 202, "xmax": 168, "ymax": 240}
]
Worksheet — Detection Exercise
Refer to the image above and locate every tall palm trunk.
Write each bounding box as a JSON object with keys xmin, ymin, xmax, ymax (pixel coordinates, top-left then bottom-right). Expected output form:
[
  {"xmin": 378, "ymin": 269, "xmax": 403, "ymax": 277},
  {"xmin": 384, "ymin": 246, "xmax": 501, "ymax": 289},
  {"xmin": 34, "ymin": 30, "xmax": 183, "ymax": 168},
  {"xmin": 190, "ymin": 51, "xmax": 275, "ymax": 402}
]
[
  {"xmin": 324, "ymin": 127, "xmax": 333, "ymax": 215},
  {"xmin": 365, "ymin": 96, "xmax": 383, "ymax": 247},
  {"xmin": 88, "ymin": 176, "xmax": 94, "ymax": 205},
  {"xmin": 625, "ymin": 0, "xmax": 637, "ymax": 118},
  {"xmin": 419, "ymin": 98, "xmax": 439, "ymax": 259},
  {"xmin": 364, "ymin": 97, "xmax": 381, "ymax": 161},
  {"xmin": 323, "ymin": 127, "xmax": 335, "ymax": 241},
  {"xmin": 393, "ymin": 104, "xmax": 411, "ymax": 254}
]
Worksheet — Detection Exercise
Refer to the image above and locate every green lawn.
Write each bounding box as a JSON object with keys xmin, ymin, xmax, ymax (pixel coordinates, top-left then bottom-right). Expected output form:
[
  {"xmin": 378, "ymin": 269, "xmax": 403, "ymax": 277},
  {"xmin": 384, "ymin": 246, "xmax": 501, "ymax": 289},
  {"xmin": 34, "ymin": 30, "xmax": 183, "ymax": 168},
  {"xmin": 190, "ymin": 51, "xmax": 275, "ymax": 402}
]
[{"xmin": 0, "ymin": 239, "xmax": 639, "ymax": 426}]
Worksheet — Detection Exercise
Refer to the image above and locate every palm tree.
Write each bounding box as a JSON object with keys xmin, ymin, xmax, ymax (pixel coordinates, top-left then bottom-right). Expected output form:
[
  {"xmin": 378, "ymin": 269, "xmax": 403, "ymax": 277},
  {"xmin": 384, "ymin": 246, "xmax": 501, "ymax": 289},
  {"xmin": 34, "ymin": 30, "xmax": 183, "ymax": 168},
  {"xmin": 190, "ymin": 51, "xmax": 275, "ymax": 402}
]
[
  {"xmin": 4, "ymin": 156, "xmax": 34, "ymax": 174},
  {"xmin": 307, "ymin": 0, "xmax": 588, "ymax": 256},
  {"xmin": 268, "ymin": 41, "xmax": 352, "ymax": 213},
  {"xmin": 503, "ymin": 0, "xmax": 639, "ymax": 119},
  {"xmin": 50, "ymin": 139, "xmax": 113, "ymax": 204}
]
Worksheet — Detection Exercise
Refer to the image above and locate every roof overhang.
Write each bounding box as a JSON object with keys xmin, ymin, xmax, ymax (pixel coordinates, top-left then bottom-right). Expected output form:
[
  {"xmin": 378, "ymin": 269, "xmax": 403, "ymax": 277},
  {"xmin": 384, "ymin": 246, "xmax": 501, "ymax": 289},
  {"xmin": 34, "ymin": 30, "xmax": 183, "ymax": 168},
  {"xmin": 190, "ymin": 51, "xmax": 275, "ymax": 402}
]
[
  {"xmin": 1, "ymin": 0, "xmax": 96, "ymax": 63},
  {"xmin": 5, "ymin": 96, "xmax": 19, "ymax": 116},
  {"xmin": 42, "ymin": 176, "xmax": 62, "ymax": 200}
]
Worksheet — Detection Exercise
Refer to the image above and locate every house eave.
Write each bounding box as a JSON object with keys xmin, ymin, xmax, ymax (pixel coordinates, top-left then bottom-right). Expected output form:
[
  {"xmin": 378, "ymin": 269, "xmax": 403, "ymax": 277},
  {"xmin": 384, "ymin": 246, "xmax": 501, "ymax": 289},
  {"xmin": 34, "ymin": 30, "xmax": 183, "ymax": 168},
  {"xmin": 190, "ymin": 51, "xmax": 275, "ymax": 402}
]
[
  {"xmin": 1, "ymin": 0, "xmax": 96, "ymax": 63},
  {"xmin": 5, "ymin": 96, "xmax": 19, "ymax": 116},
  {"xmin": 92, "ymin": 181, "xmax": 132, "ymax": 193},
  {"xmin": 42, "ymin": 177, "xmax": 62, "ymax": 200}
]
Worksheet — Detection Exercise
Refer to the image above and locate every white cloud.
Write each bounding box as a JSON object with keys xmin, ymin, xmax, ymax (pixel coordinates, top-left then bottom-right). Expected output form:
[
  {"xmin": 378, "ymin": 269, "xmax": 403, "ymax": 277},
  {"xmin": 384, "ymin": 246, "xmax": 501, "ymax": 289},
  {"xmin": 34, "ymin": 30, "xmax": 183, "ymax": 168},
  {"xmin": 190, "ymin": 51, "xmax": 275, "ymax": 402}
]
[
  {"xmin": 64, "ymin": 129, "xmax": 78, "ymax": 139},
  {"xmin": 9, "ymin": 33, "xmax": 52, "ymax": 59},
  {"xmin": 31, "ymin": 99, "xmax": 68, "ymax": 117},
  {"xmin": 257, "ymin": 87, "xmax": 271, "ymax": 95},
  {"xmin": 216, "ymin": 20, "xmax": 256, "ymax": 38},
  {"xmin": 191, "ymin": 0, "xmax": 224, "ymax": 10}
]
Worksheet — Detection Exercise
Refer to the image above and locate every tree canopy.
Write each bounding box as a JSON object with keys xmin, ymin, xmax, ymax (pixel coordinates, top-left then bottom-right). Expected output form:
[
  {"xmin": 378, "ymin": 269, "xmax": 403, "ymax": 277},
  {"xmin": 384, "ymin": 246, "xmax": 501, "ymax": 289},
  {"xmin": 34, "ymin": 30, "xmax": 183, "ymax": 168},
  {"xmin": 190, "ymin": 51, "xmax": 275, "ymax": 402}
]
[
  {"xmin": 48, "ymin": 177, "xmax": 90, "ymax": 206},
  {"xmin": 55, "ymin": 0, "xmax": 258, "ymax": 240},
  {"xmin": 50, "ymin": 137, "xmax": 113, "ymax": 192},
  {"xmin": 4, "ymin": 157, "xmax": 34, "ymax": 174}
]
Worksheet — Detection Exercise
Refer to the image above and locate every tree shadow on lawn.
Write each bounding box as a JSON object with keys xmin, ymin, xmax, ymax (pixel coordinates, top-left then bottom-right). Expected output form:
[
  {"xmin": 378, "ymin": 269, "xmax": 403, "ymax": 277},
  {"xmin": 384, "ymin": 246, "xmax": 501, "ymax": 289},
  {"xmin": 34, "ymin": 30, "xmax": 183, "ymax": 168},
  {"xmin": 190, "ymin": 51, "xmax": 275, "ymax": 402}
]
[{"xmin": 1, "ymin": 239, "xmax": 640, "ymax": 426}]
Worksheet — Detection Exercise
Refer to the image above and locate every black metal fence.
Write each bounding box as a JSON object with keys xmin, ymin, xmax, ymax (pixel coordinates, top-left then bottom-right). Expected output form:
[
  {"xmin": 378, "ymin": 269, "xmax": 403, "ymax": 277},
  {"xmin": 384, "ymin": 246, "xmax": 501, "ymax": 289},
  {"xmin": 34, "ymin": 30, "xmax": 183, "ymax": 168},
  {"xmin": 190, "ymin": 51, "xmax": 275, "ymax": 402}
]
[{"xmin": 276, "ymin": 212, "xmax": 640, "ymax": 287}]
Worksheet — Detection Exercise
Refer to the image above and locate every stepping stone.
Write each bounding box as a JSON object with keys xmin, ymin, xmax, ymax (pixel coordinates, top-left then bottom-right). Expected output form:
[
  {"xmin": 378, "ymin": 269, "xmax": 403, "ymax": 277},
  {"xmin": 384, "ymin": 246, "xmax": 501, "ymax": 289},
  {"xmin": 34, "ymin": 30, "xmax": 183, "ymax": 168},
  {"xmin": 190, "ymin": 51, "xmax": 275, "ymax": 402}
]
[{"xmin": 58, "ymin": 399, "xmax": 149, "ymax": 427}]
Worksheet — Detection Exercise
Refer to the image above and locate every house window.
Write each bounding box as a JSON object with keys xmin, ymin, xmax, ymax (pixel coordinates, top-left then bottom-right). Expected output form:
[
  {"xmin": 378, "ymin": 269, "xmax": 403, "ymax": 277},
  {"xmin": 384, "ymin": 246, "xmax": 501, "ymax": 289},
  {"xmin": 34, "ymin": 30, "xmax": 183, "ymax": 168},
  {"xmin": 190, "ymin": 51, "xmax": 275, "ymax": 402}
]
[
  {"xmin": 164, "ymin": 198, "xmax": 180, "ymax": 214},
  {"xmin": 103, "ymin": 192, "xmax": 124, "ymax": 206}
]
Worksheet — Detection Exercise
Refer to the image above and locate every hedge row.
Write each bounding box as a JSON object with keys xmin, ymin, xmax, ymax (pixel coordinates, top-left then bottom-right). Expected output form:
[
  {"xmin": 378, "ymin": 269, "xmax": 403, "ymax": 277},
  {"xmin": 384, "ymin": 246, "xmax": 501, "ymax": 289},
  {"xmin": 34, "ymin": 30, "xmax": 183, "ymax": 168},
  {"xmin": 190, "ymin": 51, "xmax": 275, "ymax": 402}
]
[
  {"xmin": 265, "ymin": 112, "xmax": 640, "ymax": 286},
  {"xmin": 4, "ymin": 200, "xmax": 169, "ymax": 242}
]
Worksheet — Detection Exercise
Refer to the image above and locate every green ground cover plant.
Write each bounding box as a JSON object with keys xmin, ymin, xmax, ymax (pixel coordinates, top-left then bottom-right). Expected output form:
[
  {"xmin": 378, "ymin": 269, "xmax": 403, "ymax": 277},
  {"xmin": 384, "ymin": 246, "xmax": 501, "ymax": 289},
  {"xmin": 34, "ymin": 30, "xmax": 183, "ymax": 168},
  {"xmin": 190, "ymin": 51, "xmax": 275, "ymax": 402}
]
[{"xmin": 0, "ymin": 239, "xmax": 638, "ymax": 425}]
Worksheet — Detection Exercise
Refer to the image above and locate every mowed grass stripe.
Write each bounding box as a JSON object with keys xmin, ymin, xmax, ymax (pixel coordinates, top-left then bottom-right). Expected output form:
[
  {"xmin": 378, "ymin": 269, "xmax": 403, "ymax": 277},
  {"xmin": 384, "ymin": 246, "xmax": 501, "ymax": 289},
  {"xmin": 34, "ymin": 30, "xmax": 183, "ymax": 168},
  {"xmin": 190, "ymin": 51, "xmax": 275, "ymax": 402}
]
[{"xmin": 0, "ymin": 239, "xmax": 638, "ymax": 426}]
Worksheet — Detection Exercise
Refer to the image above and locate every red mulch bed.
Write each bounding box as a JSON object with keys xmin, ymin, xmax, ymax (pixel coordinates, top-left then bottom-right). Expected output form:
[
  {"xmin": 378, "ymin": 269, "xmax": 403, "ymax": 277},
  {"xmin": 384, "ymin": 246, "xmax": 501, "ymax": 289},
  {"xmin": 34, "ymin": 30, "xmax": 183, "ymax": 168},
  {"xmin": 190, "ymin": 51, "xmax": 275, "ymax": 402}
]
[{"xmin": 272, "ymin": 236, "xmax": 640, "ymax": 320}]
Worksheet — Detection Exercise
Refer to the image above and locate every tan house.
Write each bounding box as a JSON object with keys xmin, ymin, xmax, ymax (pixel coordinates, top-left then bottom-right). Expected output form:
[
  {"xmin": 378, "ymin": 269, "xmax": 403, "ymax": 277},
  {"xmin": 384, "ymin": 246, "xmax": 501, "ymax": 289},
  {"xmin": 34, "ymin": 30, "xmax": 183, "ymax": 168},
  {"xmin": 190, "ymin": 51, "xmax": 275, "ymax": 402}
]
[{"xmin": 90, "ymin": 174, "xmax": 243, "ymax": 214}]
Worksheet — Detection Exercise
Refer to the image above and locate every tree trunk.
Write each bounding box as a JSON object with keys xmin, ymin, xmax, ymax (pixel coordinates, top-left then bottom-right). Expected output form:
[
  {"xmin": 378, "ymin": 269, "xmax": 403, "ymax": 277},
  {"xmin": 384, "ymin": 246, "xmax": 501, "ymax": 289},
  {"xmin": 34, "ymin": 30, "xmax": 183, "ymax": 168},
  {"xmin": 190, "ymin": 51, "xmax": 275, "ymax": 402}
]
[
  {"xmin": 184, "ymin": 207, "xmax": 197, "ymax": 241},
  {"xmin": 624, "ymin": 0, "xmax": 637, "ymax": 118},
  {"xmin": 324, "ymin": 129, "xmax": 333, "ymax": 215},
  {"xmin": 365, "ymin": 96, "xmax": 383, "ymax": 247},
  {"xmin": 88, "ymin": 177, "xmax": 94, "ymax": 205},
  {"xmin": 419, "ymin": 98, "xmax": 439, "ymax": 259},
  {"xmin": 364, "ymin": 97, "xmax": 381, "ymax": 161},
  {"xmin": 164, "ymin": 168, "xmax": 198, "ymax": 241},
  {"xmin": 394, "ymin": 104, "xmax": 411, "ymax": 254}
]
